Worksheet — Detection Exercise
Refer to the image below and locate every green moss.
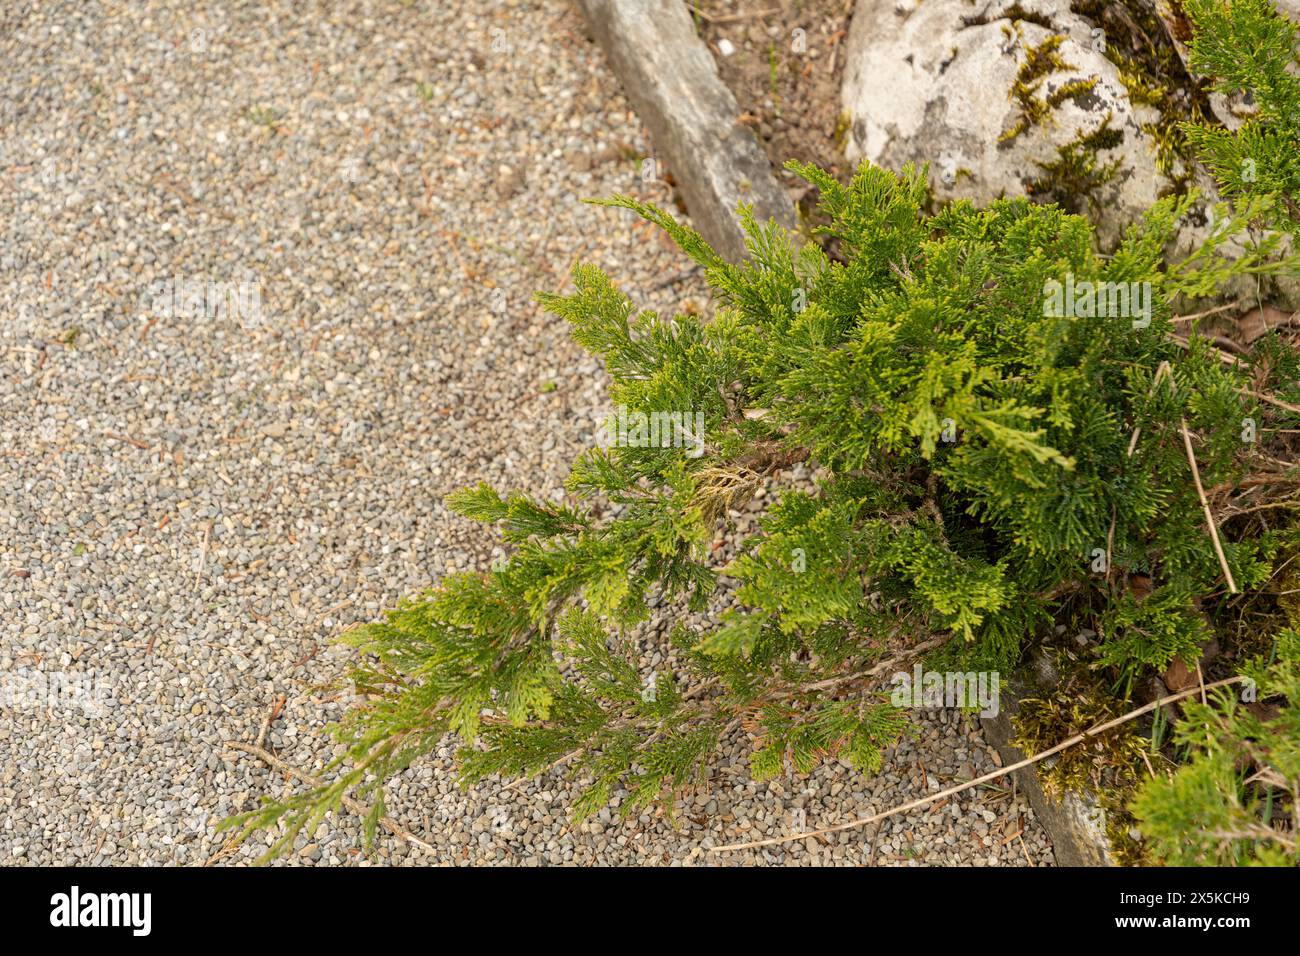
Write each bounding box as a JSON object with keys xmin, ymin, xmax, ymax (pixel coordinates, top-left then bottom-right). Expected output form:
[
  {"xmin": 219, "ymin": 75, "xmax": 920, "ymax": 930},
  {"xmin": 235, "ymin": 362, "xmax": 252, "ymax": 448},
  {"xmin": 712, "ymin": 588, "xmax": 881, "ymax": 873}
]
[
  {"xmin": 832, "ymin": 111, "xmax": 852, "ymax": 152},
  {"xmin": 1045, "ymin": 77, "xmax": 1099, "ymax": 111},
  {"xmin": 1275, "ymin": 527, "xmax": 1300, "ymax": 633},
  {"xmin": 1008, "ymin": 645, "xmax": 1156, "ymax": 862},
  {"xmin": 246, "ymin": 104, "xmax": 283, "ymax": 129},
  {"xmin": 962, "ymin": 3, "xmax": 1054, "ymax": 31},
  {"xmin": 1001, "ymin": 34, "xmax": 1093, "ymax": 144},
  {"xmin": 1027, "ymin": 116, "xmax": 1124, "ymax": 214},
  {"xmin": 996, "ymin": 2, "xmax": 1217, "ymax": 209},
  {"xmin": 1104, "ymin": 790, "xmax": 1150, "ymax": 866},
  {"xmin": 1011, "ymin": 650, "xmax": 1147, "ymax": 803},
  {"xmin": 994, "ymin": 26, "xmax": 1121, "ymax": 212},
  {"xmin": 1069, "ymin": 0, "xmax": 1215, "ymax": 195}
]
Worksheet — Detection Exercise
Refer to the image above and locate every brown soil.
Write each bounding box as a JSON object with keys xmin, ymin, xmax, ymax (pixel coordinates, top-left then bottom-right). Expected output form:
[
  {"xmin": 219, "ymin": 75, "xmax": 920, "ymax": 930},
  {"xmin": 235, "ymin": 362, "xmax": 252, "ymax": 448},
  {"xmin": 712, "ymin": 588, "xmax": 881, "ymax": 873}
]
[{"xmin": 690, "ymin": 0, "xmax": 855, "ymax": 212}]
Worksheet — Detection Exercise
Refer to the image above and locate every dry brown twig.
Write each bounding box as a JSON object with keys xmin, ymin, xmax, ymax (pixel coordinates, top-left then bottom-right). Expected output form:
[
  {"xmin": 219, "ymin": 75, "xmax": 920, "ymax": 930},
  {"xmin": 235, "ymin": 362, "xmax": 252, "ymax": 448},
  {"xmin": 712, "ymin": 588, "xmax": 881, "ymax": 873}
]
[
  {"xmin": 794, "ymin": 632, "xmax": 951, "ymax": 695},
  {"xmin": 1167, "ymin": 336, "xmax": 1300, "ymax": 411},
  {"xmin": 255, "ymin": 694, "xmax": 286, "ymax": 751},
  {"xmin": 1171, "ymin": 300, "xmax": 1246, "ymax": 323},
  {"xmin": 1129, "ymin": 362, "xmax": 1238, "ymax": 592},
  {"xmin": 710, "ymin": 676, "xmax": 1245, "ymax": 853},
  {"xmin": 1180, "ymin": 416, "xmax": 1239, "ymax": 593},
  {"xmin": 219, "ymin": 741, "xmax": 436, "ymax": 860}
]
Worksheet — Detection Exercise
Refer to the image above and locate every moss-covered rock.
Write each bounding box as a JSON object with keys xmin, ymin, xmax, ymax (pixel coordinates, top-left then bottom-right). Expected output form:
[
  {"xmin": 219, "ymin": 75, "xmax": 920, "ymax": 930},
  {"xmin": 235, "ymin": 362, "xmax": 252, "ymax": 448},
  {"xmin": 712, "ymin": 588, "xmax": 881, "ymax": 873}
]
[
  {"xmin": 841, "ymin": 0, "xmax": 1176, "ymax": 249},
  {"xmin": 841, "ymin": 0, "xmax": 1300, "ymax": 307}
]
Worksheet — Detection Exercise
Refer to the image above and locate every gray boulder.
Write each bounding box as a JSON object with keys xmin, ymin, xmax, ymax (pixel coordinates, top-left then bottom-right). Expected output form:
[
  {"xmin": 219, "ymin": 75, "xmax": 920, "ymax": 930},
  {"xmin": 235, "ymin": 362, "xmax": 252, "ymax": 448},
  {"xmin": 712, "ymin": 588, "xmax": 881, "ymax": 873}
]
[
  {"xmin": 842, "ymin": 0, "xmax": 1299, "ymax": 307},
  {"xmin": 841, "ymin": 0, "xmax": 1171, "ymax": 249}
]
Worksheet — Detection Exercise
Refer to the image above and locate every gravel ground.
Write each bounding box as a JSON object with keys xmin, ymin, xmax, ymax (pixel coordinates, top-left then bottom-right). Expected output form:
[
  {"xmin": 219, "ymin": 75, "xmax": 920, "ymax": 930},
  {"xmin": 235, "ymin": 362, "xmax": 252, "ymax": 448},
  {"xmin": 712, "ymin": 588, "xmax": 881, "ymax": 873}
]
[{"xmin": 0, "ymin": 0, "xmax": 1054, "ymax": 866}]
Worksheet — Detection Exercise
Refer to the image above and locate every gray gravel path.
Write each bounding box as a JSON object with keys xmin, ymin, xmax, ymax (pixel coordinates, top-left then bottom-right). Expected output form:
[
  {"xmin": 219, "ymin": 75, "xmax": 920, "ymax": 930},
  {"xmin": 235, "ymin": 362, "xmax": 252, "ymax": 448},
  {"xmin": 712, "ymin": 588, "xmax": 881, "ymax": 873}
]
[{"xmin": 0, "ymin": 0, "xmax": 1054, "ymax": 866}]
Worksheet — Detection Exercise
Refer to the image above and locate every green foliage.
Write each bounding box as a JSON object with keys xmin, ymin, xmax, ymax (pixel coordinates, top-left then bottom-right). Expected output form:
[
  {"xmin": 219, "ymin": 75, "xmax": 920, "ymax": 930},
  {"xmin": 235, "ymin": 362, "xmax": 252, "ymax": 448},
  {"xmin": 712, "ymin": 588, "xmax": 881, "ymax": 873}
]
[
  {"xmin": 1132, "ymin": 628, "xmax": 1300, "ymax": 865},
  {"xmin": 223, "ymin": 154, "xmax": 1300, "ymax": 864},
  {"xmin": 1105, "ymin": 0, "xmax": 1300, "ymax": 868},
  {"xmin": 1181, "ymin": 0, "xmax": 1300, "ymax": 235}
]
